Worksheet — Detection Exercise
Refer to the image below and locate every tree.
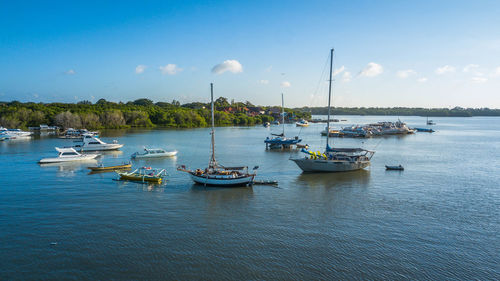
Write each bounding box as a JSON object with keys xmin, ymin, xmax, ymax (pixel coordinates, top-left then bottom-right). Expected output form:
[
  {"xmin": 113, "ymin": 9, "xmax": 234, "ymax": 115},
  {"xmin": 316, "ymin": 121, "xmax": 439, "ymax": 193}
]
[
  {"xmin": 54, "ymin": 111, "xmax": 82, "ymax": 129},
  {"xmin": 215, "ymin": 97, "xmax": 230, "ymax": 109},
  {"xmin": 133, "ymin": 98, "xmax": 154, "ymax": 106}
]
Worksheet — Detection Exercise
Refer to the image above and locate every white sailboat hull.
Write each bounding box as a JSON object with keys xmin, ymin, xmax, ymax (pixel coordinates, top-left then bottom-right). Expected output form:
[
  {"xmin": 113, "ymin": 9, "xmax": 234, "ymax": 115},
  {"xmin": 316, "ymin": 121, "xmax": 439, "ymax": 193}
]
[
  {"xmin": 189, "ymin": 173, "xmax": 255, "ymax": 186},
  {"xmin": 291, "ymin": 158, "xmax": 370, "ymax": 172}
]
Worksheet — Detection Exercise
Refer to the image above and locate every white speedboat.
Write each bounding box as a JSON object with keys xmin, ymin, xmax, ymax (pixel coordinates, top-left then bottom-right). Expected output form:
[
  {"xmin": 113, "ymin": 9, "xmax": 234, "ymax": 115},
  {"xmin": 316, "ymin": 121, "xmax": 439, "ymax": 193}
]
[
  {"xmin": 132, "ymin": 148, "xmax": 178, "ymax": 158},
  {"xmin": 73, "ymin": 134, "xmax": 124, "ymax": 151},
  {"xmin": 39, "ymin": 147, "xmax": 99, "ymax": 163},
  {"xmin": 178, "ymin": 83, "xmax": 257, "ymax": 187},
  {"xmin": 291, "ymin": 49, "xmax": 375, "ymax": 173}
]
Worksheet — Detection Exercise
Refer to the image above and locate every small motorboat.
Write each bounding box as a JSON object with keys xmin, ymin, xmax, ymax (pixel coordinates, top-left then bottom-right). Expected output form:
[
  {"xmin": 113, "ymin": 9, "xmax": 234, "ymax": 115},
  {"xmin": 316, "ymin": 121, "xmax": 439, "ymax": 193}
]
[
  {"xmin": 263, "ymin": 122, "xmax": 270, "ymax": 127},
  {"xmin": 39, "ymin": 147, "xmax": 99, "ymax": 164},
  {"xmin": 88, "ymin": 163, "xmax": 132, "ymax": 171},
  {"xmin": 132, "ymin": 148, "xmax": 178, "ymax": 158},
  {"xmin": 116, "ymin": 167, "xmax": 166, "ymax": 184},
  {"xmin": 385, "ymin": 165, "xmax": 404, "ymax": 171},
  {"xmin": 296, "ymin": 119, "xmax": 309, "ymax": 127}
]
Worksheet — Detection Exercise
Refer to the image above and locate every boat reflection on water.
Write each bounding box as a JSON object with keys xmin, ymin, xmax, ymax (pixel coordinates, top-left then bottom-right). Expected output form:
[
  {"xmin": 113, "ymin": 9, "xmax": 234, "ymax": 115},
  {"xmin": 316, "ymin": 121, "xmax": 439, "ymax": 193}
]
[
  {"xmin": 295, "ymin": 169, "xmax": 371, "ymax": 188},
  {"xmin": 96, "ymin": 150, "xmax": 123, "ymax": 158},
  {"xmin": 40, "ymin": 159, "xmax": 98, "ymax": 176},
  {"xmin": 190, "ymin": 184, "xmax": 254, "ymax": 207},
  {"xmin": 114, "ymin": 180, "xmax": 166, "ymax": 192}
]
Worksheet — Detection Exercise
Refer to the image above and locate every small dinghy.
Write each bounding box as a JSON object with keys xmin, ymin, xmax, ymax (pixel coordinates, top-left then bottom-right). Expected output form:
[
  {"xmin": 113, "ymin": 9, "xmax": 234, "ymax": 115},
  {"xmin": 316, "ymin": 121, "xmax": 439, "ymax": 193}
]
[
  {"xmin": 385, "ymin": 165, "xmax": 404, "ymax": 171},
  {"xmin": 132, "ymin": 148, "xmax": 178, "ymax": 159},
  {"xmin": 88, "ymin": 163, "xmax": 132, "ymax": 171}
]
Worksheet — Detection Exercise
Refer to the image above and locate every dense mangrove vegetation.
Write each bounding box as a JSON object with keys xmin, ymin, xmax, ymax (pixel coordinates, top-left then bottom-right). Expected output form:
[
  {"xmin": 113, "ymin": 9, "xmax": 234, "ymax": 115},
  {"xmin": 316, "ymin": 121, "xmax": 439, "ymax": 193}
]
[
  {"xmin": 0, "ymin": 98, "xmax": 310, "ymax": 129},
  {"xmin": 298, "ymin": 107, "xmax": 500, "ymax": 117}
]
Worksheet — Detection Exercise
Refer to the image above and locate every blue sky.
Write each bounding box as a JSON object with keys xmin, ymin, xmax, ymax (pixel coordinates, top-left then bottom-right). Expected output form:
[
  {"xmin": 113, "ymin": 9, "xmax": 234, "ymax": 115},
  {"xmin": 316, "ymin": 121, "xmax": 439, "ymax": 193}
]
[{"xmin": 1, "ymin": 0, "xmax": 500, "ymax": 107}]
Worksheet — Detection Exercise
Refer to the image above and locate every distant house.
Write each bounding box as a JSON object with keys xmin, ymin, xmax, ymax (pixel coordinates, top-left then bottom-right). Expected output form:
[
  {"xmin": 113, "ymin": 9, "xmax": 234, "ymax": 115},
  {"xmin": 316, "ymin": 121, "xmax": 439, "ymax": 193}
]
[
  {"xmin": 247, "ymin": 106, "xmax": 265, "ymax": 116},
  {"xmin": 267, "ymin": 107, "xmax": 281, "ymax": 118}
]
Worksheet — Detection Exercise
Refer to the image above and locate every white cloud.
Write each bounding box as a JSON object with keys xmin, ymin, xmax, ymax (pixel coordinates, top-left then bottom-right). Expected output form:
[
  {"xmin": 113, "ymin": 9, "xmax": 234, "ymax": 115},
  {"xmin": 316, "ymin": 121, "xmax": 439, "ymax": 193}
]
[
  {"xmin": 435, "ymin": 65, "xmax": 455, "ymax": 75},
  {"xmin": 159, "ymin": 64, "xmax": 182, "ymax": 75},
  {"xmin": 259, "ymin": 80, "xmax": 269, "ymax": 85},
  {"xmin": 65, "ymin": 69, "xmax": 75, "ymax": 75},
  {"xmin": 463, "ymin": 64, "xmax": 479, "ymax": 73},
  {"xmin": 265, "ymin": 65, "xmax": 273, "ymax": 72},
  {"xmin": 342, "ymin": 71, "xmax": 352, "ymax": 82},
  {"xmin": 492, "ymin": 66, "xmax": 500, "ymax": 77},
  {"xmin": 211, "ymin": 60, "xmax": 243, "ymax": 74},
  {"xmin": 417, "ymin": 77, "xmax": 428, "ymax": 83},
  {"xmin": 360, "ymin": 62, "xmax": 383, "ymax": 77},
  {"xmin": 396, "ymin": 69, "xmax": 416, "ymax": 78},
  {"xmin": 135, "ymin": 65, "xmax": 147, "ymax": 74},
  {"xmin": 280, "ymin": 81, "xmax": 291, "ymax": 88},
  {"xmin": 472, "ymin": 77, "xmax": 487, "ymax": 83},
  {"xmin": 33, "ymin": 93, "xmax": 39, "ymax": 98},
  {"xmin": 333, "ymin": 66, "xmax": 345, "ymax": 76}
]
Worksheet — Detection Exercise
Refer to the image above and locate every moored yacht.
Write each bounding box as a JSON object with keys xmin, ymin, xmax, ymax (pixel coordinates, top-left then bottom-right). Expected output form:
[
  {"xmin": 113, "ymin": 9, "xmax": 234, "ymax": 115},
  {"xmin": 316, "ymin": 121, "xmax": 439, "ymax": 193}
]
[
  {"xmin": 291, "ymin": 48, "xmax": 375, "ymax": 173},
  {"xmin": 177, "ymin": 83, "xmax": 257, "ymax": 187},
  {"xmin": 73, "ymin": 134, "xmax": 123, "ymax": 151},
  {"xmin": 0, "ymin": 128, "xmax": 32, "ymax": 139},
  {"xmin": 264, "ymin": 93, "xmax": 302, "ymax": 149}
]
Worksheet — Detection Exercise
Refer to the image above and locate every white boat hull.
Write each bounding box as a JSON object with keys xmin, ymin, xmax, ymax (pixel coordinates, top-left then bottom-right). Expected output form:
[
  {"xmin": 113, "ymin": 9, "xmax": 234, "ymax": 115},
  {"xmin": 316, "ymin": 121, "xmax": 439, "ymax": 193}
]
[
  {"xmin": 39, "ymin": 154, "xmax": 99, "ymax": 164},
  {"xmin": 189, "ymin": 173, "xmax": 255, "ymax": 186},
  {"xmin": 74, "ymin": 144, "xmax": 124, "ymax": 151},
  {"xmin": 291, "ymin": 158, "xmax": 370, "ymax": 172},
  {"xmin": 133, "ymin": 151, "xmax": 177, "ymax": 158}
]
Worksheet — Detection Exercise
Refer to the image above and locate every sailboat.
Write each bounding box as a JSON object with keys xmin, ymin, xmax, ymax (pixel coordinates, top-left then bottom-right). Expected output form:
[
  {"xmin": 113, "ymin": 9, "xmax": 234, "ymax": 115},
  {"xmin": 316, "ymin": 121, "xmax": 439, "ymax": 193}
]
[
  {"xmin": 291, "ymin": 48, "xmax": 375, "ymax": 172},
  {"xmin": 177, "ymin": 83, "xmax": 257, "ymax": 186},
  {"xmin": 264, "ymin": 93, "xmax": 302, "ymax": 149},
  {"xmin": 426, "ymin": 116, "xmax": 436, "ymax": 125}
]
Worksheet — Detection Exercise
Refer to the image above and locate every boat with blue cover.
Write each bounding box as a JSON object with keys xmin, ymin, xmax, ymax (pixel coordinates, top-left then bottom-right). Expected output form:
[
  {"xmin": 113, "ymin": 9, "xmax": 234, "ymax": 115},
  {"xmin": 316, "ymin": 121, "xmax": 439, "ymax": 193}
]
[{"xmin": 264, "ymin": 93, "xmax": 301, "ymax": 149}]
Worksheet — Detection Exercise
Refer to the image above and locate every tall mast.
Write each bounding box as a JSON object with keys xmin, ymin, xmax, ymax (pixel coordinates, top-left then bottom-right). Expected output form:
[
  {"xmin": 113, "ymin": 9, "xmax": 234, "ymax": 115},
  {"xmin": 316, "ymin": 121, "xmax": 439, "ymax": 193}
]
[
  {"xmin": 281, "ymin": 93, "xmax": 285, "ymax": 136},
  {"xmin": 210, "ymin": 83, "xmax": 216, "ymax": 168},
  {"xmin": 326, "ymin": 48, "xmax": 334, "ymax": 150}
]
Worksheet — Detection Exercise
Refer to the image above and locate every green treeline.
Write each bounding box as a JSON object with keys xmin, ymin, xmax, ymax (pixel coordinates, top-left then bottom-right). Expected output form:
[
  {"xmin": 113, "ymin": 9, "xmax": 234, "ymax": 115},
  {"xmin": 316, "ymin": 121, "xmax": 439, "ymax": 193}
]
[
  {"xmin": 0, "ymin": 98, "xmax": 309, "ymax": 130},
  {"xmin": 299, "ymin": 107, "xmax": 500, "ymax": 117}
]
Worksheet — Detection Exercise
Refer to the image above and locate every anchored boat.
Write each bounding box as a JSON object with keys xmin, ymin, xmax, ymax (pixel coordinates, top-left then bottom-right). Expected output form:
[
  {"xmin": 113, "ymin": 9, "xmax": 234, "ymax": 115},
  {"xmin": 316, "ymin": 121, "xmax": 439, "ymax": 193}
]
[
  {"xmin": 264, "ymin": 93, "xmax": 302, "ymax": 149},
  {"xmin": 132, "ymin": 148, "xmax": 177, "ymax": 158},
  {"xmin": 296, "ymin": 119, "xmax": 309, "ymax": 127},
  {"xmin": 73, "ymin": 134, "xmax": 124, "ymax": 151},
  {"xmin": 116, "ymin": 167, "xmax": 166, "ymax": 184},
  {"xmin": 39, "ymin": 147, "xmax": 99, "ymax": 164},
  {"xmin": 177, "ymin": 83, "xmax": 257, "ymax": 187},
  {"xmin": 88, "ymin": 163, "xmax": 132, "ymax": 171},
  {"xmin": 291, "ymin": 49, "xmax": 375, "ymax": 173}
]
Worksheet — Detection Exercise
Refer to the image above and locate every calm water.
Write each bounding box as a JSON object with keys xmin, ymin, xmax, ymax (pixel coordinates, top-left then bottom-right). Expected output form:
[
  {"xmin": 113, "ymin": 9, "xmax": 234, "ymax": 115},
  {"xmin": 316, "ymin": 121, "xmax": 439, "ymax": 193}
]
[{"xmin": 1, "ymin": 116, "xmax": 499, "ymax": 280}]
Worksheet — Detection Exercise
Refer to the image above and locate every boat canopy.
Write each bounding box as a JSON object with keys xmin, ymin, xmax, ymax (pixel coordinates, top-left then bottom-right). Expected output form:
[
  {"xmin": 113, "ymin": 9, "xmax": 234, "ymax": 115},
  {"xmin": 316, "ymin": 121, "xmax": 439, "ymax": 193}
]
[{"xmin": 271, "ymin": 133, "xmax": 285, "ymax": 137}]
